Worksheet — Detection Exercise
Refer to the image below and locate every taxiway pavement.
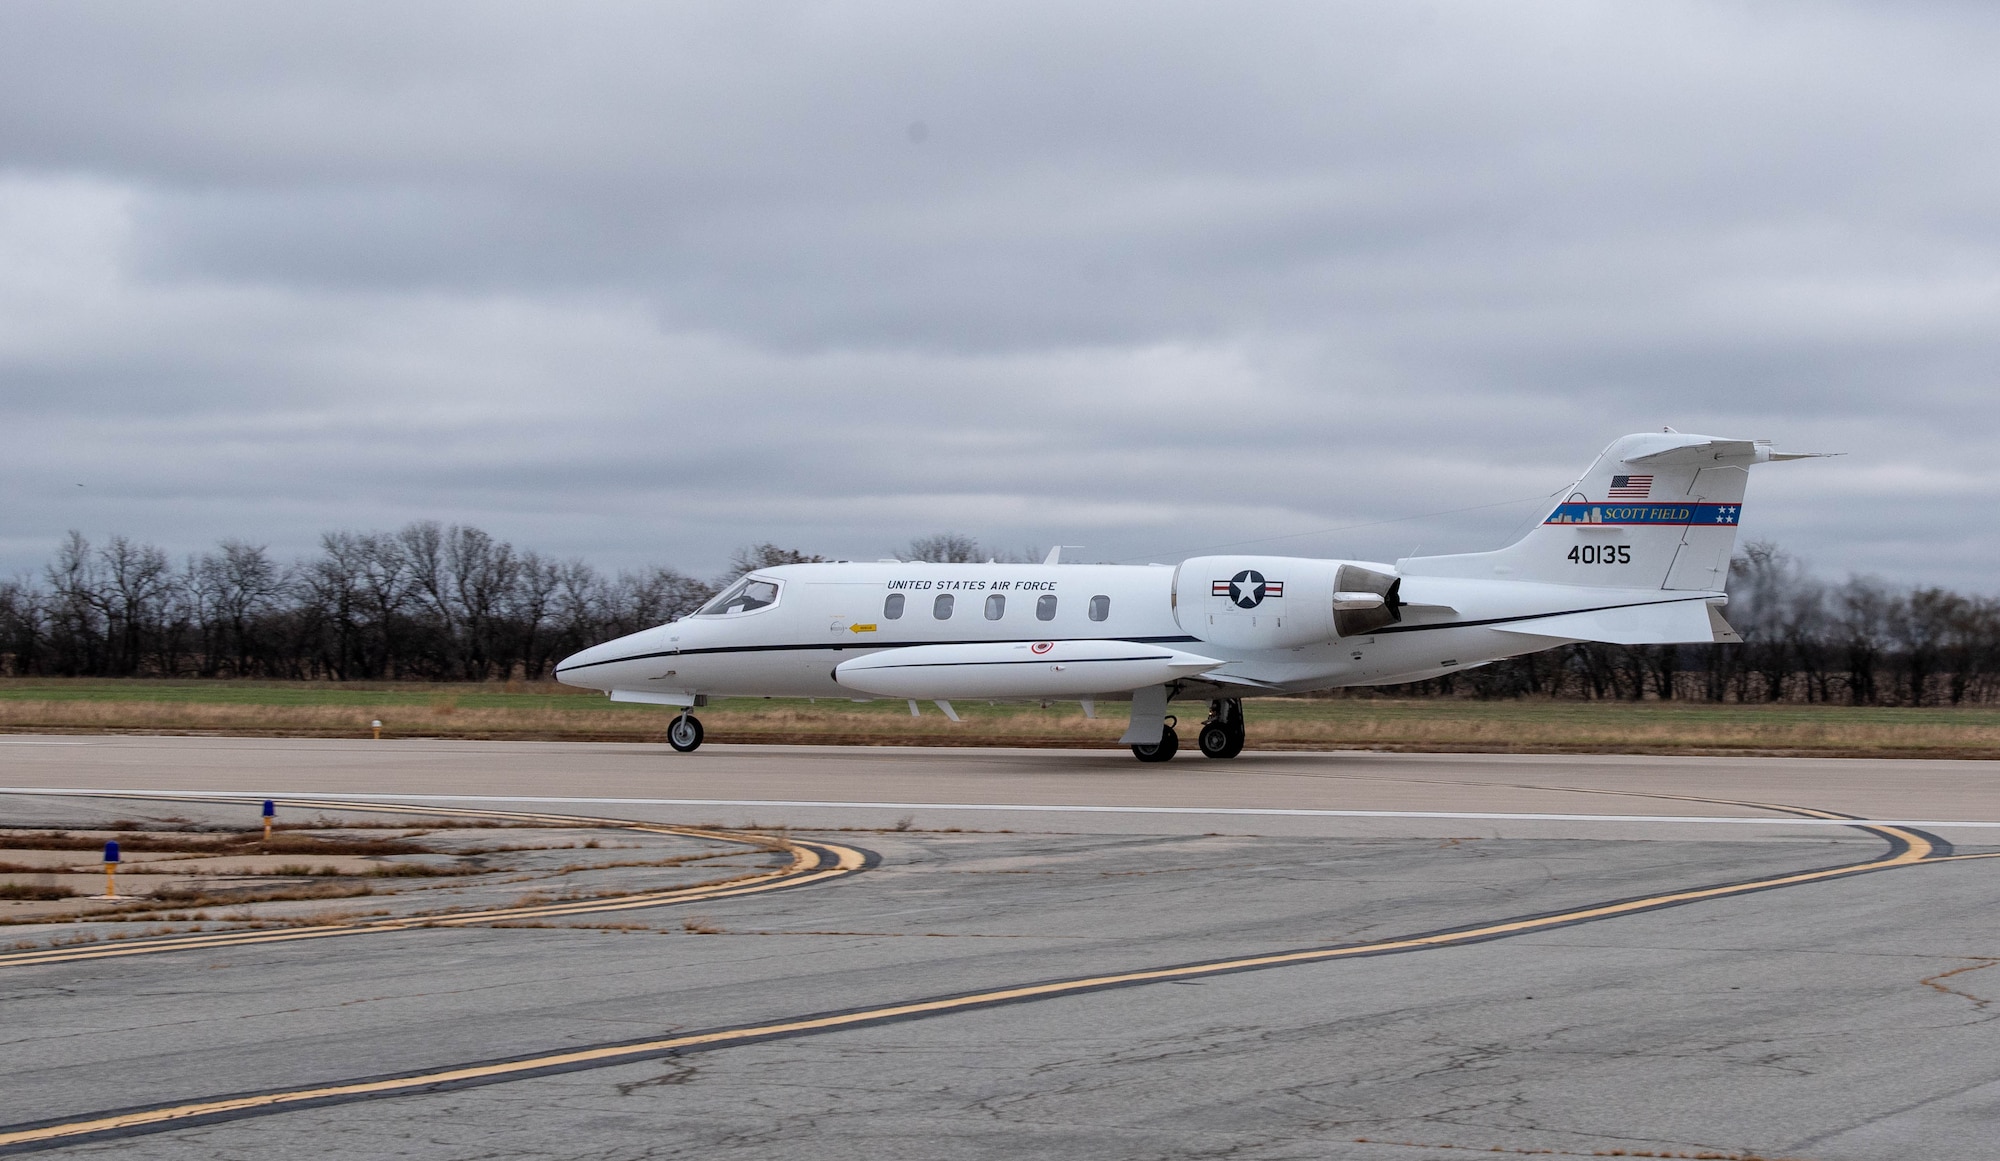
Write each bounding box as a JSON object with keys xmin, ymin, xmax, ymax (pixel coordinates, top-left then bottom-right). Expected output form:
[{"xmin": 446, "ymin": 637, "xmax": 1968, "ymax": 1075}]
[{"xmin": 2, "ymin": 736, "xmax": 1998, "ymax": 1159}]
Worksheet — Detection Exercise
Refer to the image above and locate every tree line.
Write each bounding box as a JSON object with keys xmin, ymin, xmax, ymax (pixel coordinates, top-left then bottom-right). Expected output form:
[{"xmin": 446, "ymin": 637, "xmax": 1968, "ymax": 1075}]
[
  {"xmin": 3, "ymin": 526, "xmax": 725, "ymax": 681},
  {"xmin": 0, "ymin": 526, "xmax": 1013, "ymax": 682},
  {"xmin": 2, "ymin": 530, "xmax": 1994, "ymax": 703}
]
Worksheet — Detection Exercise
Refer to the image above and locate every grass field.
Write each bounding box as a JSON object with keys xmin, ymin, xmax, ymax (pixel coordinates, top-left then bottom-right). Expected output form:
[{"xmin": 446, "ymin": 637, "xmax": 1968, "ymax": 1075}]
[{"xmin": 3, "ymin": 678, "xmax": 2000, "ymax": 757}]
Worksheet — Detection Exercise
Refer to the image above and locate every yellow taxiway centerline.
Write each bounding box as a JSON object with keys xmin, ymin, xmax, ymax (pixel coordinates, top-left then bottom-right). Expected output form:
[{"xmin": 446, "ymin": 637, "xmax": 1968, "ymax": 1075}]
[{"xmin": 0, "ymin": 811, "xmax": 1966, "ymax": 1151}]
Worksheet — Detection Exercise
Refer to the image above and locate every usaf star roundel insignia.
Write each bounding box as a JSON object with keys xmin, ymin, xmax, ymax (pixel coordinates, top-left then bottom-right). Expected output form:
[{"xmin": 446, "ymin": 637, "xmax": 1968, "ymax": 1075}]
[{"xmin": 1211, "ymin": 570, "xmax": 1285, "ymax": 609}]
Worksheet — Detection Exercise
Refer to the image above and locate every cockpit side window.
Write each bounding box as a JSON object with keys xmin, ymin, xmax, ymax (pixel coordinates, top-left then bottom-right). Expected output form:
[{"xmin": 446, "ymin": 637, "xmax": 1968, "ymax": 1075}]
[{"xmin": 696, "ymin": 575, "xmax": 782, "ymax": 616}]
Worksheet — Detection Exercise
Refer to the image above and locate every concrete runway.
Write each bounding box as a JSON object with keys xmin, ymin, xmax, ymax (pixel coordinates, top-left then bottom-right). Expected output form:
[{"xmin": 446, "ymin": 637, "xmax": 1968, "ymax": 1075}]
[{"xmin": 4, "ymin": 736, "xmax": 2000, "ymax": 1159}]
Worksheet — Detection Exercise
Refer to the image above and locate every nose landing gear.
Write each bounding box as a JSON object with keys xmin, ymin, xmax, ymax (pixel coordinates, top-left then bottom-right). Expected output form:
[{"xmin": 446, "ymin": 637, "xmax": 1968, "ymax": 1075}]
[
  {"xmin": 1197, "ymin": 699, "xmax": 1245, "ymax": 760},
  {"xmin": 667, "ymin": 711, "xmax": 705, "ymax": 753}
]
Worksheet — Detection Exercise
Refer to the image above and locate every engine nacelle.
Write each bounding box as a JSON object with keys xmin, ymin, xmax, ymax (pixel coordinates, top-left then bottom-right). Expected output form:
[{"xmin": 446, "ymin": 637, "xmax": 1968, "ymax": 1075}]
[{"xmin": 1171, "ymin": 556, "xmax": 1402, "ymax": 651}]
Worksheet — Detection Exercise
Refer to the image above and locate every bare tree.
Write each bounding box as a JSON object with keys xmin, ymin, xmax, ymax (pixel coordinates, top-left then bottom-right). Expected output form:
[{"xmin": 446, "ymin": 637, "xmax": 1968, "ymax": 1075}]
[
  {"xmin": 0, "ymin": 577, "xmax": 46, "ymax": 673},
  {"xmin": 612, "ymin": 567, "xmax": 716, "ymax": 633},
  {"xmin": 905, "ymin": 533, "xmax": 980, "ymax": 563},
  {"xmin": 43, "ymin": 532, "xmax": 107, "ymax": 675},
  {"xmin": 728, "ymin": 544, "xmax": 826, "ymax": 574},
  {"xmin": 1837, "ymin": 578, "xmax": 1894, "ymax": 706},
  {"xmin": 191, "ymin": 541, "xmax": 285, "ymax": 677}
]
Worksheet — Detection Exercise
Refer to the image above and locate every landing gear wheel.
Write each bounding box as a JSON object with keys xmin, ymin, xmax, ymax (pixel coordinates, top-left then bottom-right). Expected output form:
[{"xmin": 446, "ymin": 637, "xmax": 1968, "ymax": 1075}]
[
  {"xmin": 1198, "ymin": 698, "xmax": 1246, "ymax": 760},
  {"xmin": 1131, "ymin": 722, "xmax": 1179, "ymax": 763},
  {"xmin": 667, "ymin": 713, "xmax": 705, "ymax": 753},
  {"xmin": 1198, "ymin": 720, "xmax": 1245, "ymax": 760}
]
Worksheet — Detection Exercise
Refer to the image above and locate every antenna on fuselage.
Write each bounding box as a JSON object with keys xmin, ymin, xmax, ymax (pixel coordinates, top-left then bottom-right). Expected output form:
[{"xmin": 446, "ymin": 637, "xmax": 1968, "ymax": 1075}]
[{"xmin": 1043, "ymin": 545, "xmax": 1083, "ymax": 565}]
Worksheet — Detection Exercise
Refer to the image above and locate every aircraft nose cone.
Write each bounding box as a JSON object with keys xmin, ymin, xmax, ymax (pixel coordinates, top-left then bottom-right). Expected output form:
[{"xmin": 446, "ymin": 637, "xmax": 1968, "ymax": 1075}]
[
  {"xmin": 554, "ymin": 640, "xmax": 620, "ymax": 687},
  {"xmin": 555, "ymin": 624, "xmax": 680, "ymax": 689}
]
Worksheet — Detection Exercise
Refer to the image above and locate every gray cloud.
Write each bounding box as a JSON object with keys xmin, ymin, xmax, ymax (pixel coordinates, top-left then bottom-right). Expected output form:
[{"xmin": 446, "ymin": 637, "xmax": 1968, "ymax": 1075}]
[{"xmin": 1, "ymin": 1, "xmax": 1997, "ymax": 588}]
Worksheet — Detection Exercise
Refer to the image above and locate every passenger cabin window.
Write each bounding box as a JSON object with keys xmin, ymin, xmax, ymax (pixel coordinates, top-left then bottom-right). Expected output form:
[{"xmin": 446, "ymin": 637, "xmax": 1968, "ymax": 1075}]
[
  {"xmin": 883, "ymin": 593, "xmax": 904, "ymax": 620},
  {"xmin": 933, "ymin": 593, "xmax": 954, "ymax": 619},
  {"xmin": 984, "ymin": 594, "xmax": 1005, "ymax": 620},
  {"xmin": 698, "ymin": 576, "xmax": 782, "ymax": 616},
  {"xmin": 1036, "ymin": 594, "xmax": 1057, "ymax": 621},
  {"xmin": 1088, "ymin": 594, "xmax": 1110, "ymax": 622}
]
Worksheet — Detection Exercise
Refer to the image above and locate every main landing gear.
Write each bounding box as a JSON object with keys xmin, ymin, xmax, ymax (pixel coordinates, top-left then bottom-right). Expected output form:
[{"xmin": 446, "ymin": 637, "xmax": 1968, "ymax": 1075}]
[
  {"xmin": 1197, "ymin": 698, "xmax": 1245, "ymax": 760},
  {"xmin": 1130, "ymin": 715, "xmax": 1179, "ymax": 763},
  {"xmin": 1127, "ymin": 699, "xmax": 1248, "ymax": 763},
  {"xmin": 667, "ymin": 711, "xmax": 705, "ymax": 753}
]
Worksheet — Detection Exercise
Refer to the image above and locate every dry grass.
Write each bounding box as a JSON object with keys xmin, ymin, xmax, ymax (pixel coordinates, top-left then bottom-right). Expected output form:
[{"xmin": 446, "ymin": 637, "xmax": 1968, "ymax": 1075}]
[
  {"xmin": 72, "ymin": 882, "xmax": 378, "ymax": 917},
  {"xmin": 363, "ymin": 862, "xmax": 478, "ymax": 877},
  {"xmin": 0, "ymin": 830, "xmax": 433, "ymax": 856},
  {"xmin": 6, "ymin": 678, "xmax": 2000, "ymax": 757},
  {"xmin": 0, "ymin": 698, "xmax": 591, "ymax": 739},
  {"xmin": 0, "ymin": 883, "xmax": 78, "ymax": 900}
]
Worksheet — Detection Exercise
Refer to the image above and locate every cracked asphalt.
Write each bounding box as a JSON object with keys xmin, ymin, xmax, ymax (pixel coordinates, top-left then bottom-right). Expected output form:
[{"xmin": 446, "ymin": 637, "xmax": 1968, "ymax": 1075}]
[{"xmin": 4, "ymin": 737, "xmax": 2000, "ymax": 1159}]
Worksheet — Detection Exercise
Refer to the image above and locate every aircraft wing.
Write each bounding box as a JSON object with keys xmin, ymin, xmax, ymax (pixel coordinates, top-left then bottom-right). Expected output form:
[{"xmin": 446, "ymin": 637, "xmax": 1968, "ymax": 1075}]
[{"xmin": 1198, "ymin": 671, "xmax": 1294, "ymax": 691}]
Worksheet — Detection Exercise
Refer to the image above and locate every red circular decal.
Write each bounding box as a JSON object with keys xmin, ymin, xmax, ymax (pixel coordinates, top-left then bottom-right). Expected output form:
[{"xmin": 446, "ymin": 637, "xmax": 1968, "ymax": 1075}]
[{"xmin": 1031, "ymin": 641, "xmax": 1054, "ymax": 654}]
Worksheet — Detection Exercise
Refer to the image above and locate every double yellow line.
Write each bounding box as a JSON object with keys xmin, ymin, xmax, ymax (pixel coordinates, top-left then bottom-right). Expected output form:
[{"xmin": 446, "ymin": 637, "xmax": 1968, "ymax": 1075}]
[
  {"xmin": 0, "ymin": 810, "xmax": 1968, "ymax": 1152},
  {"xmin": 0, "ymin": 797, "xmax": 871, "ymax": 969}
]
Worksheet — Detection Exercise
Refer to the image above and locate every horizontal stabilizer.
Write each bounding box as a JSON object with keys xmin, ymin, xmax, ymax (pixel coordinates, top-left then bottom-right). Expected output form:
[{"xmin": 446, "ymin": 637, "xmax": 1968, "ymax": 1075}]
[
  {"xmin": 1626, "ymin": 438, "xmax": 1837, "ymax": 467},
  {"xmin": 1492, "ymin": 600, "xmax": 1723, "ymax": 645}
]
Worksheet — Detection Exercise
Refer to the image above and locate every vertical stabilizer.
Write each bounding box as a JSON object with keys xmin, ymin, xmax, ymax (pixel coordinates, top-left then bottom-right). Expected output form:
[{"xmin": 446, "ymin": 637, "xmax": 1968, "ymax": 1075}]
[{"xmin": 1399, "ymin": 432, "xmax": 1816, "ymax": 590}]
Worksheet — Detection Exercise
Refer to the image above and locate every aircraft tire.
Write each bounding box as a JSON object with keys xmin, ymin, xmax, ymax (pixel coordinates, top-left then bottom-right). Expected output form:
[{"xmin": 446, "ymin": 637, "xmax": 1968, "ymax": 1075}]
[
  {"xmin": 1131, "ymin": 724, "xmax": 1179, "ymax": 763},
  {"xmin": 1198, "ymin": 720, "xmax": 1245, "ymax": 760},
  {"xmin": 667, "ymin": 714, "xmax": 705, "ymax": 753}
]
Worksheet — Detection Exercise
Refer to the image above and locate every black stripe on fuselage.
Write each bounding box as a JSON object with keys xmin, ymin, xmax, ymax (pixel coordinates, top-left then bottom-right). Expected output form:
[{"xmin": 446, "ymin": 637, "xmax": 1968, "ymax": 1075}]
[{"xmin": 553, "ymin": 635, "xmax": 1206, "ymax": 675}]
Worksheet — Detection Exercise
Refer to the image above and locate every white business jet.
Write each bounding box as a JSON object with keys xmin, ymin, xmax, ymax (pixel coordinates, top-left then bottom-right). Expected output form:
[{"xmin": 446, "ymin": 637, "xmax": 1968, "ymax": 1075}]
[{"xmin": 556, "ymin": 431, "xmax": 1822, "ymax": 761}]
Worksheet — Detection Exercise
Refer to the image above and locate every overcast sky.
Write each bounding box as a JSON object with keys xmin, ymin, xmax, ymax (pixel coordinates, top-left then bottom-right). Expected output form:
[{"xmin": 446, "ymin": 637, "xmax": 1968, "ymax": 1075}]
[{"xmin": 2, "ymin": 1, "xmax": 1996, "ymax": 588}]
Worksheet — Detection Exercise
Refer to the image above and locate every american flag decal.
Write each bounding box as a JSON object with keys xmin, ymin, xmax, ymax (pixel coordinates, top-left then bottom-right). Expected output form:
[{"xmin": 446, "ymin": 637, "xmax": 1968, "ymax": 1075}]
[{"xmin": 1608, "ymin": 474, "xmax": 1652, "ymax": 499}]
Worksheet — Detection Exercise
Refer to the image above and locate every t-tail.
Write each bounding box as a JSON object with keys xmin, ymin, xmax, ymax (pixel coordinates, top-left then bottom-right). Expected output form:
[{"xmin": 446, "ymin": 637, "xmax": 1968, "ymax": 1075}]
[{"xmin": 1399, "ymin": 431, "xmax": 1829, "ymax": 591}]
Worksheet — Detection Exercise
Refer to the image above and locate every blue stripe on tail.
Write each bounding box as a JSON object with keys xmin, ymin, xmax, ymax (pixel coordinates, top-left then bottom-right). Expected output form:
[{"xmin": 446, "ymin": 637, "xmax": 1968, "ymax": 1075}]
[{"xmin": 1544, "ymin": 503, "xmax": 1740, "ymax": 526}]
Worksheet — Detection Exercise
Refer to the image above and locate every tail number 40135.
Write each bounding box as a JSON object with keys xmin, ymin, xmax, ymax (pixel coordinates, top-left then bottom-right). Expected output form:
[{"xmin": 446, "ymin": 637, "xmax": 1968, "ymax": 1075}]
[{"xmin": 1568, "ymin": 544, "xmax": 1631, "ymax": 565}]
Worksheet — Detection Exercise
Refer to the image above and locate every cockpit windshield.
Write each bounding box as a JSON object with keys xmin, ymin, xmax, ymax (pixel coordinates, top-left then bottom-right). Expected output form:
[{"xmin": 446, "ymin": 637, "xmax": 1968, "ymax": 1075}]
[{"xmin": 697, "ymin": 575, "xmax": 782, "ymax": 616}]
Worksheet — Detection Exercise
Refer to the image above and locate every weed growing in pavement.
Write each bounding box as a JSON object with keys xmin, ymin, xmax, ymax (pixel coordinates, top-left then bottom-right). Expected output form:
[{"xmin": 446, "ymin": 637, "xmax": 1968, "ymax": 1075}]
[
  {"xmin": 102, "ymin": 882, "xmax": 377, "ymax": 915},
  {"xmin": 363, "ymin": 863, "xmax": 479, "ymax": 877},
  {"xmin": 0, "ymin": 883, "xmax": 77, "ymax": 900}
]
